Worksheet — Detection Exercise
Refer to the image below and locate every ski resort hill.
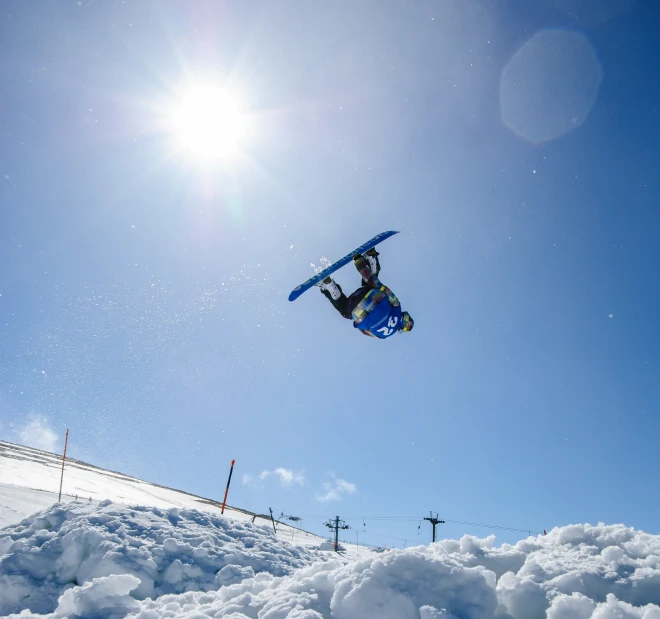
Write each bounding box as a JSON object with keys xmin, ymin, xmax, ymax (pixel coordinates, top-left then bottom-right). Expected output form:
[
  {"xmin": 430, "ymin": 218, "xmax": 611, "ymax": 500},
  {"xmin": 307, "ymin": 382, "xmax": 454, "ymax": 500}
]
[
  {"xmin": 2, "ymin": 441, "xmax": 660, "ymax": 618},
  {"xmin": 0, "ymin": 440, "xmax": 323, "ymax": 546}
]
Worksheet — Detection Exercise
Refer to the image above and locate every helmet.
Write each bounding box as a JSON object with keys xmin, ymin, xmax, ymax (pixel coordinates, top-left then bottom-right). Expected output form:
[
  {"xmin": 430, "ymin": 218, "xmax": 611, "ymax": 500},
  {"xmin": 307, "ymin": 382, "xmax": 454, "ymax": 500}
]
[{"xmin": 400, "ymin": 311, "xmax": 414, "ymax": 332}]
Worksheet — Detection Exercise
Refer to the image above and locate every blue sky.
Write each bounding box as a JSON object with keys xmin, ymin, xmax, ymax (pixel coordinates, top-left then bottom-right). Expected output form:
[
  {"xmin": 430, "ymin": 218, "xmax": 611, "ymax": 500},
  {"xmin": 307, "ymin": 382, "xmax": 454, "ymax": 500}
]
[{"xmin": 1, "ymin": 0, "xmax": 659, "ymax": 547}]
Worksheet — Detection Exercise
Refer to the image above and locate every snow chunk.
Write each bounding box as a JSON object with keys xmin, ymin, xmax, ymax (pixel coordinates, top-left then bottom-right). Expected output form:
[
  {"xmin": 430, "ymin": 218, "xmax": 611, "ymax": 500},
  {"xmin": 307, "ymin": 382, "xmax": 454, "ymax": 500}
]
[
  {"xmin": 547, "ymin": 592, "xmax": 596, "ymax": 619},
  {"xmin": 54, "ymin": 574, "xmax": 141, "ymax": 618},
  {"xmin": 330, "ymin": 549, "xmax": 497, "ymax": 619}
]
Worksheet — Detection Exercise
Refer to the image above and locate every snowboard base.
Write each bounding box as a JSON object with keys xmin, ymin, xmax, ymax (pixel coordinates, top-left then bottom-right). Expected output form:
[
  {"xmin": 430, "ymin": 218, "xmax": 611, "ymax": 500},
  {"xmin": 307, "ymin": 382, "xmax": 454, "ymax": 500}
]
[{"xmin": 288, "ymin": 231, "xmax": 399, "ymax": 302}]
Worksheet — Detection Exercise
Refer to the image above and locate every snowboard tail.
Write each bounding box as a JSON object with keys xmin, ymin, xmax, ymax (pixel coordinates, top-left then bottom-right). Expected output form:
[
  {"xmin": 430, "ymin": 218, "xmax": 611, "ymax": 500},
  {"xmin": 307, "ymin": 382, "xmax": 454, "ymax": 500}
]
[{"xmin": 288, "ymin": 231, "xmax": 399, "ymax": 302}]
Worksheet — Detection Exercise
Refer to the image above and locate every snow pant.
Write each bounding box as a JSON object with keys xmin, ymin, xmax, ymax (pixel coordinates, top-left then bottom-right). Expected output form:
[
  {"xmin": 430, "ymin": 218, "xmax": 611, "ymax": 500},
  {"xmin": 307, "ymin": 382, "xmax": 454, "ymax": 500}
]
[
  {"xmin": 321, "ymin": 283, "xmax": 371, "ymax": 320},
  {"xmin": 321, "ymin": 251, "xmax": 381, "ymax": 319}
]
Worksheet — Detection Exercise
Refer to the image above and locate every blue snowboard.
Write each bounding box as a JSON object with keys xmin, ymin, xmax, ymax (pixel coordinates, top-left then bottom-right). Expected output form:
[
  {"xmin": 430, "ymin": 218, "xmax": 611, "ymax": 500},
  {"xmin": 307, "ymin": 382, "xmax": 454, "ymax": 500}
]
[{"xmin": 288, "ymin": 231, "xmax": 400, "ymax": 302}]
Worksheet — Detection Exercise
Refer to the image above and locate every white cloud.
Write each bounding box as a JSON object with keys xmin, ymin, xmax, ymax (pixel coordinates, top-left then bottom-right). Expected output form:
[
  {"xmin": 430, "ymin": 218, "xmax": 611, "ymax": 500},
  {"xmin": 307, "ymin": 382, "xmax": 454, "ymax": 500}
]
[
  {"xmin": 316, "ymin": 475, "xmax": 357, "ymax": 502},
  {"xmin": 241, "ymin": 473, "xmax": 256, "ymax": 487},
  {"xmin": 243, "ymin": 468, "xmax": 305, "ymax": 488},
  {"xmin": 15, "ymin": 414, "xmax": 59, "ymax": 452}
]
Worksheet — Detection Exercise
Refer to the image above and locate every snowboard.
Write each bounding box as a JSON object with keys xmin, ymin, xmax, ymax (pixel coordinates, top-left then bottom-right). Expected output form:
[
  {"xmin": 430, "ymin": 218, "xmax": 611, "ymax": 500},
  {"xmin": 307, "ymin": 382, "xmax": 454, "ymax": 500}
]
[{"xmin": 288, "ymin": 230, "xmax": 400, "ymax": 302}]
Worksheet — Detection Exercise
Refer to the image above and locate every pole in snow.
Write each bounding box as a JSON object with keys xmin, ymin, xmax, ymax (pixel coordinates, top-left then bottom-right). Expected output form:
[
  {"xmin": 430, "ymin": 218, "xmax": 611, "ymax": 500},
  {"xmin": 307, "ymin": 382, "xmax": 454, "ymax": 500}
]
[
  {"xmin": 424, "ymin": 512, "xmax": 445, "ymax": 543},
  {"xmin": 58, "ymin": 429, "xmax": 69, "ymax": 502},
  {"xmin": 221, "ymin": 459, "xmax": 236, "ymax": 515},
  {"xmin": 324, "ymin": 516, "xmax": 350, "ymax": 552}
]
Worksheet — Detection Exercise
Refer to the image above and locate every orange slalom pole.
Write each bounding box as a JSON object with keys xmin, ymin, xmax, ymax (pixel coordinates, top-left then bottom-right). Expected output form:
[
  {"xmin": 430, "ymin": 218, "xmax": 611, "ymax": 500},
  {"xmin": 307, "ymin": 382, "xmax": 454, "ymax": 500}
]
[{"xmin": 221, "ymin": 460, "xmax": 236, "ymax": 514}]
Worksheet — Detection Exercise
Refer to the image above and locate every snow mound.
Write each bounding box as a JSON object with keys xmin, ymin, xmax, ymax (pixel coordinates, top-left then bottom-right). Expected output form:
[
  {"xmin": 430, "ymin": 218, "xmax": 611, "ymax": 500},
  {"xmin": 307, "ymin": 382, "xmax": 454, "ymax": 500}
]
[
  {"xmin": 133, "ymin": 547, "xmax": 497, "ymax": 619},
  {"xmin": 432, "ymin": 523, "xmax": 660, "ymax": 619},
  {"xmin": 0, "ymin": 500, "xmax": 325, "ymax": 616},
  {"xmin": 129, "ymin": 524, "xmax": 660, "ymax": 619},
  {"xmin": 3, "ymin": 506, "xmax": 660, "ymax": 619}
]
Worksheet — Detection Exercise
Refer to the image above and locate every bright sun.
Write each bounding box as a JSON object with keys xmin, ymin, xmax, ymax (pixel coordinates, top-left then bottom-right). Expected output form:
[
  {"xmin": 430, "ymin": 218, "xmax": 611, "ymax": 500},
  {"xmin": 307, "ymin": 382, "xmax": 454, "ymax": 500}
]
[{"xmin": 169, "ymin": 84, "xmax": 248, "ymax": 162}]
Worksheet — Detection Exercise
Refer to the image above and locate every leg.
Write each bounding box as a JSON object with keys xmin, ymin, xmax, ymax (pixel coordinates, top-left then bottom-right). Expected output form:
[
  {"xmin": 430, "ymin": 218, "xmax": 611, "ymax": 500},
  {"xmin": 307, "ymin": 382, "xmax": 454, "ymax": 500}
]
[
  {"xmin": 364, "ymin": 248, "xmax": 381, "ymax": 280},
  {"xmin": 320, "ymin": 285, "xmax": 352, "ymax": 319}
]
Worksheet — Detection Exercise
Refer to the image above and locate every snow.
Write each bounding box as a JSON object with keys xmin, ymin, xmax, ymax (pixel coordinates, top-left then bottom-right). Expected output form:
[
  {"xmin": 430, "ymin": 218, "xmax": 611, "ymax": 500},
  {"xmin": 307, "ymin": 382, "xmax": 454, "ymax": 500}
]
[
  {"xmin": 0, "ymin": 441, "xmax": 324, "ymax": 549},
  {"xmin": 3, "ymin": 506, "xmax": 660, "ymax": 619},
  {"xmin": 0, "ymin": 500, "xmax": 329, "ymax": 615},
  {"xmin": 0, "ymin": 439, "xmax": 243, "ymax": 515},
  {"xmin": 2, "ymin": 441, "xmax": 660, "ymax": 618},
  {"xmin": 0, "ymin": 483, "xmax": 63, "ymax": 530}
]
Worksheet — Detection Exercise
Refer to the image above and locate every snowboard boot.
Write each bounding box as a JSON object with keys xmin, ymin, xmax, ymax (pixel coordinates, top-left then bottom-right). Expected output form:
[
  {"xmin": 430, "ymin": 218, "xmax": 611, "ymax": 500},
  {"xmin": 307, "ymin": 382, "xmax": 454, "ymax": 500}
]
[
  {"xmin": 365, "ymin": 248, "xmax": 380, "ymax": 276},
  {"xmin": 317, "ymin": 277, "xmax": 342, "ymax": 301}
]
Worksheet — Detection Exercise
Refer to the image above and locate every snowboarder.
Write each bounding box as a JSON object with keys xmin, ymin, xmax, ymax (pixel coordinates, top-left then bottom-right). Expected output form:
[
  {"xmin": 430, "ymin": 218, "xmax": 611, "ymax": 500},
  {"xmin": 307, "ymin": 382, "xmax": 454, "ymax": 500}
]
[{"xmin": 318, "ymin": 248, "xmax": 414, "ymax": 338}]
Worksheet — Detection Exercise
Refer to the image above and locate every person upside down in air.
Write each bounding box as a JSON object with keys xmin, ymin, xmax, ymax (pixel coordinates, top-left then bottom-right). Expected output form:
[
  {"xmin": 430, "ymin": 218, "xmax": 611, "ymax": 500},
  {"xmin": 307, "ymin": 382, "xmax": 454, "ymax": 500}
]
[{"xmin": 318, "ymin": 248, "xmax": 414, "ymax": 339}]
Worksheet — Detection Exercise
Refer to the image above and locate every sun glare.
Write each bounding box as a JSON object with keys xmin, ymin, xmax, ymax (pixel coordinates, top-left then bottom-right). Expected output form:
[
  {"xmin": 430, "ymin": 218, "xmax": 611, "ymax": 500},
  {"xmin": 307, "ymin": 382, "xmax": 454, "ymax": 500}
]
[{"xmin": 169, "ymin": 84, "xmax": 248, "ymax": 162}]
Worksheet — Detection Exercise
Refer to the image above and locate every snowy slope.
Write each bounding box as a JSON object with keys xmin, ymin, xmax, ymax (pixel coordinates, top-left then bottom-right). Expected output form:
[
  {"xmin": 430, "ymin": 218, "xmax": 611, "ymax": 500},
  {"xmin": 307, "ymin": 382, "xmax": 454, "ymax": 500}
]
[
  {"xmin": 0, "ymin": 440, "xmax": 323, "ymax": 548},
  {"xmin": 0, "ymin": 440, "xmax": 258, "ymax": 517},
  {"xmin": 2, "ymin": 441, "xmax": 660, "ymax": 619}
]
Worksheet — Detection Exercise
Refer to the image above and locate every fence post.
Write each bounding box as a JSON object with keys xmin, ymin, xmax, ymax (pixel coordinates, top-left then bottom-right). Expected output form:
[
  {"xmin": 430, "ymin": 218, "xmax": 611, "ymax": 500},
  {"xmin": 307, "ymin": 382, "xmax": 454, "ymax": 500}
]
[{"xmin": 58, "ymin": 429, "xmax": 69, "ymax": 502}]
